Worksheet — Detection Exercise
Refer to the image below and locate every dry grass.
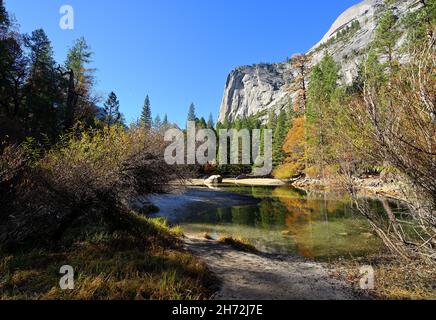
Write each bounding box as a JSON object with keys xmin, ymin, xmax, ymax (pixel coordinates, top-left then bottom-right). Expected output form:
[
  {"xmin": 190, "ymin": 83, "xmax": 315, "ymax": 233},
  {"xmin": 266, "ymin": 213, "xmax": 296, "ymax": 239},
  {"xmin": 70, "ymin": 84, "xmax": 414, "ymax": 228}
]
[
  {"xmin": 218, "ymin": 236, "xmax": 258, "ymax": 253},
  {"xmin": 0, "ymin": 214, "xmax": 215, "ymax": 300},
  {"xmin": 328, "ymin": 255, "xmax": 436, "ymax": 300}
]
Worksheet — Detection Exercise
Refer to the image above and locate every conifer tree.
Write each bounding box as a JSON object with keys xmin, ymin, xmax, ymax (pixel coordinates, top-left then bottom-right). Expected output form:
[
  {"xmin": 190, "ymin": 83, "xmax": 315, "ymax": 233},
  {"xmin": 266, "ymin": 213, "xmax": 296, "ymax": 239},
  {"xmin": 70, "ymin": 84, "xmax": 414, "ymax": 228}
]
[
  {"xmin": 103, "ymin": 91, "xmax": 121, "ymax": 128},
  {"xmin": 162, "ymin": 113, "xmax": 169, "ymax": 128},
  {"xmin": 153, "ymin": 114, "xmax": 162, "ymax": 129},
  {"xmin": 140, "ymin": 95, "xmax": 152, "ymax": 128},
  {"xmin": 373, "ymin": 10, "xmax": 400, "ymax": 74},
  {"xmin": 64, "ymin": 37, "xmax": 95, "ymax": 127},
  {"xmin": 0, "ymin": 1, "xmax": 27, "ymax": 122},
  {"xmin": 207, "ymin": 113, "xmax": 215, "ymax": 129},
  {"xmin": 306, "ymin": 54, "xmax": 340, "ymax": 178},
  {"xmin": 24, "ymin": 29, "xmax": 61, "ymax": 141},
  {"xmin": 273, "ymin": 109, "xmax": 288, "ymax": 166},
  {"xmin": 187, "ymin": 102, "xmax": 196, "ymax": 123}
]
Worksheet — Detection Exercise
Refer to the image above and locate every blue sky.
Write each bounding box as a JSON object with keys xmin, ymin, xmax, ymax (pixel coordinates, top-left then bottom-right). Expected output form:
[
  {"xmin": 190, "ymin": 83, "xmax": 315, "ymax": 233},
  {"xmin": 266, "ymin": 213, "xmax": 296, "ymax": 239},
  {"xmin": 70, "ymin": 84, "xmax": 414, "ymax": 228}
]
[{"xmin": 5, "ymin": 0, "xmax": 359, "ymax": 127}]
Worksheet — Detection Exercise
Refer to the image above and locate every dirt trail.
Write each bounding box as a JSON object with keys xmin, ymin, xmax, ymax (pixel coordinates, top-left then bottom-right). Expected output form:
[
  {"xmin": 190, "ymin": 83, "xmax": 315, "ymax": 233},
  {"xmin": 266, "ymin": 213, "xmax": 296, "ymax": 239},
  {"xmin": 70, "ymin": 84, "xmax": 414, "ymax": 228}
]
[{"xmin": 185, "ymin": 235, "xmax": 365, "ymax": 300}]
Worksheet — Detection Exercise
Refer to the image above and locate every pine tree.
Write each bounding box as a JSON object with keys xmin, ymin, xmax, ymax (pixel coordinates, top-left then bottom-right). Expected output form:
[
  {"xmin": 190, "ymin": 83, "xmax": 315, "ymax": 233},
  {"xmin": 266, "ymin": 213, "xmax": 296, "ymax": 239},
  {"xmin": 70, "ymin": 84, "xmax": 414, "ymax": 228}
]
[
  {"xmin": 373, "ymin": 10, "xmax": 400, "ymax": 74},
  {"xmin": 197, "ymin": 117, "xmax": 207, "ymax": 129},
  {"xmin": 273, "ymin": 109, "xmax": 288, "ymax": 166},
  {"xmin": 153, "ymin": 114, "xmax": 162, "ymax": 129},
  {"xmin": 207, "ymin": 113, "xmax": 215, "ymax": 129},
  {"xmin": 162, "ymin": 113, "xmax": 169, "ymax": 128},
  {"xmin": 0, "ymin": 0, "xmax": 10, "ymax": 31},
  {"xmin": 187, "ymin": 102, "xmax": 196, "ymax": 122},
  {"xmin": 64, "ymin": 37, "xmax": 95, "ymax": 127},
  {"xmin": 140, "ymin": 95, "xmax": 152, "ymax": 128},
  {"xmin": 267, "ymin": 110, "xmax": 277, "ymax": 130},
  {"xmin": 24, "ymin": 29, "xmax": 61, "ymax": 141},
  {"xmin": 65, "ymin": 37, "xmax": 93, "ymax": 91},
  {"xmin": 0, "ymin": 1, "xmax": 27, "ymax": 121},
  {"xmin": 306, "ymin": 54, "xmax": 340, "ymax": 178},
  {"xmin": 103, "ymin": 91, "xmax": 121, "ymax": 128}
]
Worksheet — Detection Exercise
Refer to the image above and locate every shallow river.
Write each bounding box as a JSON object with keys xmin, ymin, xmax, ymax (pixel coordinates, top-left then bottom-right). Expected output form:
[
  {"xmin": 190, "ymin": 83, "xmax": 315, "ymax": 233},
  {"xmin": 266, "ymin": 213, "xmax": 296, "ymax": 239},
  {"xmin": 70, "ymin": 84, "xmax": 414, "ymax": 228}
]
[{"xmin": 153, "ymin": 185, "xmax": 406, "ymax": 261}]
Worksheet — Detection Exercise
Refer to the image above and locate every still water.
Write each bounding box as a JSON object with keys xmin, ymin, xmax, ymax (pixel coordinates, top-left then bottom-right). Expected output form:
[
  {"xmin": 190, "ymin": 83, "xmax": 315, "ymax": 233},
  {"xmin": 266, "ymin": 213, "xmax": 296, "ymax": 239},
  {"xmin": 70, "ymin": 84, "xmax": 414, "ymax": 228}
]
[{"xmin": 172, "ymin": 185, "xmax": 401, "ymax": 261}]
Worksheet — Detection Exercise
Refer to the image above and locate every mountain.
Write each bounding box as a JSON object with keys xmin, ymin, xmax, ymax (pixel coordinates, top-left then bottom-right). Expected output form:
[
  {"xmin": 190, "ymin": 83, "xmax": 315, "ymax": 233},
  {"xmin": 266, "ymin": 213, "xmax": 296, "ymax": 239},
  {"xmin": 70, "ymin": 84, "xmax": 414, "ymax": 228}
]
[{"xmin": 218, "ymin": 0, "xmax": 421, "ymax": 124}]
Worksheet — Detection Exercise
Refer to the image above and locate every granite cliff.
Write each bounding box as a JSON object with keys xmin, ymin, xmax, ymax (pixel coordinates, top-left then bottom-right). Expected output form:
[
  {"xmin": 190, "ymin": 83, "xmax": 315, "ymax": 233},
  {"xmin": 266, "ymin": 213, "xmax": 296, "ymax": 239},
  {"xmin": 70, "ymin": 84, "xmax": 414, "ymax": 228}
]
[{"xmin": 218, "ymin": 0, "xmax": 421, "ymax": 124}]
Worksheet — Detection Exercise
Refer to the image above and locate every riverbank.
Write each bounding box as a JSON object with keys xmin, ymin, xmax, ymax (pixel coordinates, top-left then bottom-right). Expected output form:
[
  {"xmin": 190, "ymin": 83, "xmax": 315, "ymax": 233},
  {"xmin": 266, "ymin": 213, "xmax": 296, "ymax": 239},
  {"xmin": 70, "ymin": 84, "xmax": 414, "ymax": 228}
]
[
  {"xmin": 327, "ymin": 254, "xmax": 436, "ymax": 300},
  {"xmin": 291, "ymin": 176, "xmax": 405, "ymax": 201},
  {"xmin": 0, "ymin": 213, "xmax": 215, "ymax": 300},
  {"xmin": 187, "ymin": 178, "xmax": 286, "ymax": 187},
  {"xmin": 187, "ymin": 176, "xmax": 403, "ymax": 201},
  {"xmin": 184, "ymin": 234, "xmax": 365, "ymax": 300}
]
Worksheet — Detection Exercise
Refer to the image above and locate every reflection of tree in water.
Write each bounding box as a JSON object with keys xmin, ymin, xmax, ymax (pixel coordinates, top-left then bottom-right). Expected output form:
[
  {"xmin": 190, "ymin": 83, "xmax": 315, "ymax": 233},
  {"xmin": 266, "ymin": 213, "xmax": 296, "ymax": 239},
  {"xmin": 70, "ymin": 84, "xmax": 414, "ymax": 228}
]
[
  {"xmin": 190, "ymin": 186, "xmax": 386, "ymax": 259},
  {"xmin": 271, "ymin": 187, "xmax": 354, "ymax": 258},
  {"xmin": 230, "ymin": 206, "xmax": 258, "ymax": 226}
]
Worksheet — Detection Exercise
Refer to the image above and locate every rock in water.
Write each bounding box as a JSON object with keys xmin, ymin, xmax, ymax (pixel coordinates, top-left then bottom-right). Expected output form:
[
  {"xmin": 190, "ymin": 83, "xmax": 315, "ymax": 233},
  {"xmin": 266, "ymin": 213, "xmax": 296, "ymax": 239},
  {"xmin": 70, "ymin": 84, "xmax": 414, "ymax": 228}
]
[{"xmin": 205, "ymin": 175, "xmax": 223, "ymax": 184}]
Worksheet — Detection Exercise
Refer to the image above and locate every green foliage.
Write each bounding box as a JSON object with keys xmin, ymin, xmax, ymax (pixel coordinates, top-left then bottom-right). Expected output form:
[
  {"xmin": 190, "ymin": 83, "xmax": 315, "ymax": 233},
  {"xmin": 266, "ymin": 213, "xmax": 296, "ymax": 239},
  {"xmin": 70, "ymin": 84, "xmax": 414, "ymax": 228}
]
[
  {"xmin": 306, "ymin": 54, "xmax": 340, "ymax": 178},
  {"xmin": 1, "ymin": 0, "xmax": 99, "ymax": 146},
  {"xmin": 153, "ymin": 114, "xmax": 163, "ymax": 130},
  {"xmin": 373, "ymin": 10, "xmax": 400, "ymax": 72},
  {"xmin": 0, "ymin": 0, "xmax": 9, "ymax": 28},
  {"xmin": 187, "ymin": 102, "xmax": 196, "ymax": 123},
  {"xmin": 140, "ymin": 95, "xmax": 152, "ymax": 129},
  {"xmin": 24, "ymin": 29, "xmax": 63, "ymax": 142},
  {"xmin": 401, "ymin": 0, "xmax": 436, "ymax": 48},
  {"xmin": 207, "ymin": 113, "xmax": 215, "ymax": 129},
  {"xmin": 65, "ymin": 37, "xmax": 94, "ymax": 90},
  {"xmin": 273, "ymin": 109, "xmax": 288, "ymax": 166},
  {"xmin": 103, "ymin": 91, "xmax": 121, "ymax": 127}
]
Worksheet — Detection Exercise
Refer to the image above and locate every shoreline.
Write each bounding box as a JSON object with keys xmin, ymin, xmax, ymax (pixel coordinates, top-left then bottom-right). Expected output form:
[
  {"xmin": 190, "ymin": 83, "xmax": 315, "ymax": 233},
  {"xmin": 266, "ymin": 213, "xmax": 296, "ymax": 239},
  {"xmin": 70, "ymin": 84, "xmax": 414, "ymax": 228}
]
[
  {"xmin": 187, "ymin": 178, "xmax": 286, "ymax": 187},
  {"xmin": 290, "ymin": 176, "xmax": 406, "ymax": 202}
]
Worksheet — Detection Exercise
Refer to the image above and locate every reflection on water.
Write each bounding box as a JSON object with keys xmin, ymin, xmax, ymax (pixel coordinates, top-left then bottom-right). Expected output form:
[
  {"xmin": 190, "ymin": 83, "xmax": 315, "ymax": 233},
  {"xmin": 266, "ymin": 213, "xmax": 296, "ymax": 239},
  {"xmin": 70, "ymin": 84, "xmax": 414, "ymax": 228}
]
[{"xmin": 176, "ymin": 185, "xmax": 399, "ymax": 261}]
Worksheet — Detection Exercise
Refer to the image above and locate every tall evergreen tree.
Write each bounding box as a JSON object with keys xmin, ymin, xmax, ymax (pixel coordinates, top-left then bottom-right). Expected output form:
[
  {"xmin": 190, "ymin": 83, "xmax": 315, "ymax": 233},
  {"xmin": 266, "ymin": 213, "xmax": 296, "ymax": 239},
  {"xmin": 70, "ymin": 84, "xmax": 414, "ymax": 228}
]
[
  {"xmin": 65, "ymin": 37, "xmax": 94, "ymax": 91},
  {"xmin": 373, "ymin": 10, "xmax": 400, "ymax": 74},
  {"xmin": 198, "ymin": 117, "xmax": 207, "ymax": 129},
  {"xmin": 24, "ymin": 29, "xmax": 61, "ymax": 141},
  {"xmin": 140, "ymin": 95, "xmax": 152, "ymax": 128},
  {"xmin": 162, "ymin": 113, "xmax": 169, "ymax": 128},
  {"xmin": 306, "ymin": 54, "xmax": 340, "ymax": 178},
  {"xmin": 0, "ymin": 0, "xmax": 10, "ymax": 32},
  {"xmin": 207, "ymin": 113, "xmax": 215, "ymax": 129},
  {"xmin": 187, "ymin": 103, "xmax": 196, "ymax": 122},
  {"xmin": 103, "ymin": 91, "xmax": 121, "ymax": 128},
  {"xmin": 273, "ymin": 109, "xmax": 288, "ymax": 166},
  {"xmin": 267, "ymin": 110, "xmax": 277, "ymax": 130},
  {"xmin": 64, "ymin": 37, "xmax": 96, "ymax": 127},
  {"xmin": 0, "ymin": 1, "xmax": 27, "ymax": 122},
  {"xmin": 153, "ymin": 114, "xmax": 162, "ymax": 129}
]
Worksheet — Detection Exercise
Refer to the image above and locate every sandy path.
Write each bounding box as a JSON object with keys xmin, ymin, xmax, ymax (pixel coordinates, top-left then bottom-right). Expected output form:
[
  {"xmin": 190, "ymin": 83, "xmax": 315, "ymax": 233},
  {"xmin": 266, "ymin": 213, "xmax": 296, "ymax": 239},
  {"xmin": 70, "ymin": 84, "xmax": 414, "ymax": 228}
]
[{"xmin": 185, "ymin": 235, "xmax": 364, "ymax": 300}]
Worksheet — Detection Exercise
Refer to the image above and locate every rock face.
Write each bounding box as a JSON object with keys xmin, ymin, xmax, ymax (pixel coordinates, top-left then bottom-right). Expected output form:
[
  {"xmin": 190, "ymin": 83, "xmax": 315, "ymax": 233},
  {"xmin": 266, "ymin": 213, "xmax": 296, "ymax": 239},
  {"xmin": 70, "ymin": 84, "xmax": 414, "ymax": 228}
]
[
  {"xmin": 218, "ymin": 63, "xmax": 294, "ymax": 124},
  {"xmin": 218, "ymin": 0, "xmax": 421, "ymax": 124}
]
